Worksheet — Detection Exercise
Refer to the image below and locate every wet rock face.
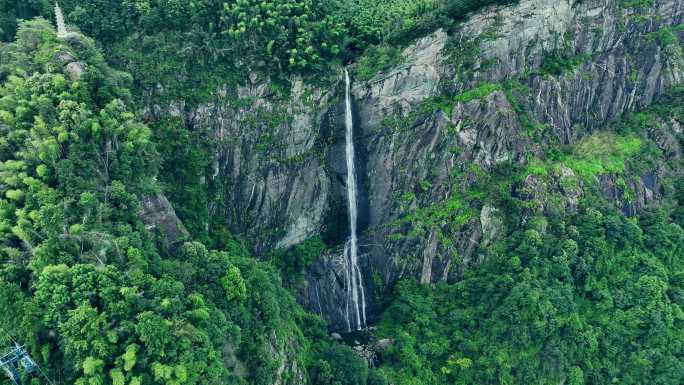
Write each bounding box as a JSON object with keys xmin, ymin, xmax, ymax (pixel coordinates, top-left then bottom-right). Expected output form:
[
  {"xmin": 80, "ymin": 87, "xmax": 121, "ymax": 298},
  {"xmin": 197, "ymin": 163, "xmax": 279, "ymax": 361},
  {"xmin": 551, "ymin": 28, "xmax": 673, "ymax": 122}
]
[
  {"xmin": 300, "ymin": 249, "xmax": 358, "ymax": 331},
  {"xmin": 171, "ymin": 0, "xmax": 684, "ymax": 331}
]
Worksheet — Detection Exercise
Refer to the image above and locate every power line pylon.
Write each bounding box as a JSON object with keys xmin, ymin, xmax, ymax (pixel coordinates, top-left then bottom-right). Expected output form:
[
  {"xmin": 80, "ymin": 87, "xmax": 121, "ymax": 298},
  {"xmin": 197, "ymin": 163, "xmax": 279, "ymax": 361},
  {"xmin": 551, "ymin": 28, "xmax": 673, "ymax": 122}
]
[{"xmin": 0, "ymin": 342, "xmax": 37, "ymax": 385}]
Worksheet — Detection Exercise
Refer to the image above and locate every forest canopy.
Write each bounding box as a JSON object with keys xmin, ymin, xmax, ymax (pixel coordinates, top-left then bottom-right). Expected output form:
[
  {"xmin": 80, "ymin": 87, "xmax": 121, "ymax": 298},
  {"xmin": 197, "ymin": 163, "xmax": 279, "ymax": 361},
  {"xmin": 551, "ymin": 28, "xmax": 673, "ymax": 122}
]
[
  {"xmin": 0, "ymin": 0, "xmax": 516, "ymax": 99},
  {"xmin": 0, "ymin": 18, "xmax": 385, "ymax": 385}
]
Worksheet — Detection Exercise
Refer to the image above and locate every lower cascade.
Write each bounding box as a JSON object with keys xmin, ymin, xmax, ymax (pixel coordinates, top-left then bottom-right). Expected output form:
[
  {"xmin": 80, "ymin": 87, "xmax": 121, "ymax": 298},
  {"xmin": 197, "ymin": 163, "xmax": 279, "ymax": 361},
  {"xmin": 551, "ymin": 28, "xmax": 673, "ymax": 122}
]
[{"xmin": 343, "ymin": 68, "xmax": 367, "ymax": 331}]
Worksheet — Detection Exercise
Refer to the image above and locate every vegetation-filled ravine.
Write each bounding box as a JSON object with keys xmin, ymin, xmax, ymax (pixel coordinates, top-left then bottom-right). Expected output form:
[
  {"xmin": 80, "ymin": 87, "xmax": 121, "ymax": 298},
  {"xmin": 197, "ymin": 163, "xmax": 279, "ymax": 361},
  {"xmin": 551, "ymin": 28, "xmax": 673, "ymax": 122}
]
[{"xmin": 0, "ymin": 1, "xmax": 682, "ymax": 385}]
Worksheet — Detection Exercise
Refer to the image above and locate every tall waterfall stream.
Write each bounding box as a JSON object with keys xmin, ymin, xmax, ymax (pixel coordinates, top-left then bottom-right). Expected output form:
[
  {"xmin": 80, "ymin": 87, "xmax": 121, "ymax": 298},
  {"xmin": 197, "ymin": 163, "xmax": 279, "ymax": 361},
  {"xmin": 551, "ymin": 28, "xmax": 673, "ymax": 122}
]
[{"xmin": 343, "ymin": 69, "xmax": 367, "ymax": 331}]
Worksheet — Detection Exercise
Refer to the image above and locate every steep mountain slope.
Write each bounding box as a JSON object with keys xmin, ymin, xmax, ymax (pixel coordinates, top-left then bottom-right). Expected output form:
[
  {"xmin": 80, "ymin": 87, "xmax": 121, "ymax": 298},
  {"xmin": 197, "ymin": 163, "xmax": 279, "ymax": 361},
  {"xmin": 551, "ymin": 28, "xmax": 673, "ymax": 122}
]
[
  {"xmin": 156, "ymin": 0, "xmax": 684, "ymax": 330},
  {"xmin": 0, "ymin": 18, "xmax": 378, "ymax": 385}
]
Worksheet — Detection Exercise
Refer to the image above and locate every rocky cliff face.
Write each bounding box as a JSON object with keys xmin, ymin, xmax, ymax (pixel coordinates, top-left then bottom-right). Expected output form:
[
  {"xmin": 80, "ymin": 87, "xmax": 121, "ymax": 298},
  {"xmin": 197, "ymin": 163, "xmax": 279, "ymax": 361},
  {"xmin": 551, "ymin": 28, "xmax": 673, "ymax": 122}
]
[
  {"xmin": 167, "ymin": 77, "xmax": 335, "ymax": 254},
  {"xmin": 174, "ymin": 0, "xmax": 684, "ymax": 331}
]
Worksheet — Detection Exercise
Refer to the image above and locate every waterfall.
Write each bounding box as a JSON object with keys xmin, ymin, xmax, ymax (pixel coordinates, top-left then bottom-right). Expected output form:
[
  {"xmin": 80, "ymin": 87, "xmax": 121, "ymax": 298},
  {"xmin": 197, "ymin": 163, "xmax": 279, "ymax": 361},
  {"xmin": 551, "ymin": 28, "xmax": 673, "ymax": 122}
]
[{"xmin": 343, "ymin": 68, "xmax": 367, "ymax": 331}]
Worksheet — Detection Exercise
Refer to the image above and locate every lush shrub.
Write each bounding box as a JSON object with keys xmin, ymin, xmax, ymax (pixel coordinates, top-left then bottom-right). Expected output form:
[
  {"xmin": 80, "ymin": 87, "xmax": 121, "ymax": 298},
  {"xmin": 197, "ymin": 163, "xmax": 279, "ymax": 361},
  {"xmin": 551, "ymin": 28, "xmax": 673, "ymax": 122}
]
[
  {"xmin": 310, "ymin": 343, "xmax": 369, "ymax": 385},
  {"xmin": 272, "ymin": 236, "xmax": 327, "ymax": 287},
  {"xmin": 219, "ymin": 0, "xmax": 346, "ymax": 72}
]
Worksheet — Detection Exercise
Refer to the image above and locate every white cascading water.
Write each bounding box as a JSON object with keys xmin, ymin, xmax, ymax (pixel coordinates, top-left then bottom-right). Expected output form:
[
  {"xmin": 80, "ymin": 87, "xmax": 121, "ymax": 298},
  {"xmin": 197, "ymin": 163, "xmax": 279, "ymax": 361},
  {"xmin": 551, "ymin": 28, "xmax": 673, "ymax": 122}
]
[{"xmin": 343, "ymin": 68, "xmax": 367, "ymax": 331}]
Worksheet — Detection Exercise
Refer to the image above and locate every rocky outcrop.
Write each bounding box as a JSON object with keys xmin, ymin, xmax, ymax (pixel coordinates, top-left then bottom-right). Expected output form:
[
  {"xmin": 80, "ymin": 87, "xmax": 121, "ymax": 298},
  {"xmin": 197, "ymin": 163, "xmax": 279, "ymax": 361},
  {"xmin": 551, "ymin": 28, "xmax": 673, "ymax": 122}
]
[
  {"xmin": 170, "ymin": 0, "xmax": 684, "ymax": 330},
  {"xmin": 140, "ymin": 194, "xmax": 189, "ymax": 247},
  {"xmin": 55, "ymin": 50, "xmax": 86, "ymax": 80},
  {"xmin": 267, "ymin": 331, "xmax": 306, "ymax": 385},
  {"xmin": 65, "ymin": 61, "xmax": 86, "ymax": 80}
]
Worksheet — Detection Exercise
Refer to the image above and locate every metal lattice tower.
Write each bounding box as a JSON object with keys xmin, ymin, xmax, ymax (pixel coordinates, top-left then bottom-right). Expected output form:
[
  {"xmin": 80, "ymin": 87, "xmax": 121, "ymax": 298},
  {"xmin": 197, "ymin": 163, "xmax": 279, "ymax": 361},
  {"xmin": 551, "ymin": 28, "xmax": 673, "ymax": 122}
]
[
  {"xmin": 0, "ymin": 326, "xmax": 53, "ymax": 385},
  {"xmin": 54, "ymin": 2, "xmax": 67, "ymax": 38},
  {"xmin": 0, "ymin": 343, "xmax": 37, "ymax": 385}
]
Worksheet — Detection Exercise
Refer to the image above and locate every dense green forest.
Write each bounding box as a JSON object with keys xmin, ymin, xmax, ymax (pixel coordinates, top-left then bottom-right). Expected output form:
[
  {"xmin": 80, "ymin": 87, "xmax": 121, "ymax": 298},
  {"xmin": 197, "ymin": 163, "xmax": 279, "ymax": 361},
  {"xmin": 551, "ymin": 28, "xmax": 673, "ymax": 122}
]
[
  {"xmin": 0, "ymin": 0, "xmax": 514, "ymax": 99},
  {"xmin": 0, "ymin": 1, "xmax": 682, "ymax": 385}
]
